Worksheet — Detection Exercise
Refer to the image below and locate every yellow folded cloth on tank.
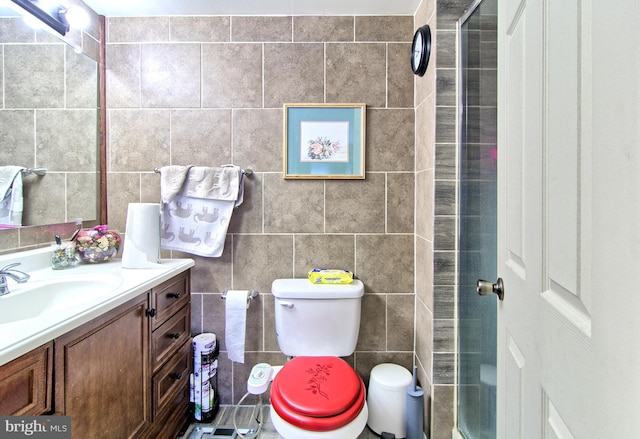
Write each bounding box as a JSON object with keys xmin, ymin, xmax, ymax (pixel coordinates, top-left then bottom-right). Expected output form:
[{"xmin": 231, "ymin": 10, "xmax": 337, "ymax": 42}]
[{"xmin": 308, "ymin": 269, "xmax": 354, "ymax": 284}]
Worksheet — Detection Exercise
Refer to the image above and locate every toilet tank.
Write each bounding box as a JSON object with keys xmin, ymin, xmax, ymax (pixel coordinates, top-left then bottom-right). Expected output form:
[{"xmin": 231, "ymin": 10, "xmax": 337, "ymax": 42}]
[{"xmin": 271, "ymin": 279, "xmax": 364, "ymax": 357}]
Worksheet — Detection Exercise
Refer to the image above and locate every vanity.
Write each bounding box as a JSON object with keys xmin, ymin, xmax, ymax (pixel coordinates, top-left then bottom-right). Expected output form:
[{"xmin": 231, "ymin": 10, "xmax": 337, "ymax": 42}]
[{"xmin": 0, "ymin": 248, "xmax": 195, "ymax": 439}]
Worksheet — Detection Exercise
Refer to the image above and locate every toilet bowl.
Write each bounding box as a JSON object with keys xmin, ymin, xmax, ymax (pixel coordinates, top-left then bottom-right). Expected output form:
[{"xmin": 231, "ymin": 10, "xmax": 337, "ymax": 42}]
[
  {"xmin": 266, "ymin": 279, "xmax": 367, "ymax": 438},
  {"xmin": 269, "ymin": 356, "xmax": 368, "ymax": 439}
]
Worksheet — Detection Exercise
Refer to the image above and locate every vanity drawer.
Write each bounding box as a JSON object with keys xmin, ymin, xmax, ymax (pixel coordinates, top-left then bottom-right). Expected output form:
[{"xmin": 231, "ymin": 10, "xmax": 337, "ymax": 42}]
[
  {"xmin": 152, "ymin": 341, "xmax": 191, "ymax": 417},
  {"xmin": 151, "ymin": 271, "xmax": 190, "ymax": 329},
  {"xmin": 151, "ymin": 305, "xmax": 191, "ymax": 372},
  {"xmin": 0, "ymin": 342, "xmax": 52, "ymax": 416}
]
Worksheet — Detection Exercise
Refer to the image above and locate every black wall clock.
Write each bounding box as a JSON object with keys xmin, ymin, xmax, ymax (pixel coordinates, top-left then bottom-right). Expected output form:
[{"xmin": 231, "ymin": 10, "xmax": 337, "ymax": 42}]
[{"xmin": 411, "ymin": 24, "xmax": 432, "ymax": 77}]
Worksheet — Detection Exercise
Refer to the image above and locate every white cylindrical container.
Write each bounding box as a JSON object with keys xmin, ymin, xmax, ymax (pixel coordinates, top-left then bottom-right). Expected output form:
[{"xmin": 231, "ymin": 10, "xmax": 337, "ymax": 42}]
[
  {"xmin": 367, "ymin": 363, "xmax": 413, "ymax": 438},
  {"xmin": 122, "ymin": 203, "xmax": 161, "ymax": 268}
]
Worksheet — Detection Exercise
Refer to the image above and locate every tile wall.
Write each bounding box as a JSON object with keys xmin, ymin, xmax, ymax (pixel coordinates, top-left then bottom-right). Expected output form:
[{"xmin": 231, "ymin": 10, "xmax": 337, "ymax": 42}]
[
  {"xmin": 413, "ymin": 0, "xmax": 440, "ymax": 435},
  {"xmin": 104, "ymin": 15, "xmax": 418, "ymax": 410}
]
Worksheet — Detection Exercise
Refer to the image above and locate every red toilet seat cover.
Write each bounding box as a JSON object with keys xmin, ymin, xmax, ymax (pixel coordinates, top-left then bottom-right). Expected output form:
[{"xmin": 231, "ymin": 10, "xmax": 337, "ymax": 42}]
[{"xmin": 271, "ymin": 356, "xmax": 365, "ymax": 431}]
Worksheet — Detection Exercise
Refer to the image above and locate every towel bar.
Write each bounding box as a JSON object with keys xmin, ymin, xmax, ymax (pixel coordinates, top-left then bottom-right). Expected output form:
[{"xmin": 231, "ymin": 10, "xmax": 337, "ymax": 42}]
[
  {"xmin": 153, "ymin": 167, "xmax": 253, "ymax": 176},
  {"xmin": 221, "ymin": 289, "xmax": 259, "ymax": 308},
  {"xmin": 21, "ymin": 167, "xmax": 46, "ymax": 176}
]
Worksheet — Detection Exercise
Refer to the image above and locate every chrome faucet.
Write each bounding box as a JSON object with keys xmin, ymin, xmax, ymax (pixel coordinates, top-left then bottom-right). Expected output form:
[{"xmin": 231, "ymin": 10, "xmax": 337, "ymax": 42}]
[{"xmin": 0, "ymin": 263, "xmax": 30, "ymax": 296}]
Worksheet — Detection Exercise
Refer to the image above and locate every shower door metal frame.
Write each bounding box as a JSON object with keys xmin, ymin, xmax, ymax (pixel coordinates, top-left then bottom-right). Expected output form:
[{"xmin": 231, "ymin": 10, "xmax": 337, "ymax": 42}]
[{"xmin": 454, "ymin": 0, "xmax": 498, "ymax": 437}]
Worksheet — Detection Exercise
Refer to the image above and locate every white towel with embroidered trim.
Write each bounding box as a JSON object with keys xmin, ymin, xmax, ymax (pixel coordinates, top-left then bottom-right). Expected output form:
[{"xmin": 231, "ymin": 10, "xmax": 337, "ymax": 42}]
[
  {"xmin": 159, "ymin": 165, "xmax": 244, "ymax": 257},
  {"xmin": 0, "ymin": 166, "xmax": 24, "ymax": 226}
]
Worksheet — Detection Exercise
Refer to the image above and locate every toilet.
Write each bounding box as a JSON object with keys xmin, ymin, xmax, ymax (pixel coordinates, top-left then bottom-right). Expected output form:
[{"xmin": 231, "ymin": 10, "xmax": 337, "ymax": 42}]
[{"xmin": 269, "ymin": 278, "xmax": 368, "ymax": 439}]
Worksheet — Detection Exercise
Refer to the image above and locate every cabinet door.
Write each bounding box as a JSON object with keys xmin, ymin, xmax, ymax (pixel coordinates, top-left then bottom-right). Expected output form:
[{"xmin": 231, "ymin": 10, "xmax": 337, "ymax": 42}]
[
  {"xmin": 54, "ymin": 294, "xmax": 150, "ymax": 439},
  {"xmin": 0, "ymin": 342, "xmax": 52, "ymax": 415}
]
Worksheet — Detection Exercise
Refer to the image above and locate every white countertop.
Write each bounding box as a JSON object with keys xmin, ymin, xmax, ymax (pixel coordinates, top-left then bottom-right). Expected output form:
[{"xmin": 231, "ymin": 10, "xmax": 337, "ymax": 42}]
[{"xmin": 0, "ymin": 248, "xmax": 194, "ymax": 366}]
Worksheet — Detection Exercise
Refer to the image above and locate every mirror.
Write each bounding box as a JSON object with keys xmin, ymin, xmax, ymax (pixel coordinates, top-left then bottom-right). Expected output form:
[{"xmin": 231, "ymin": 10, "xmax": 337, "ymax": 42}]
[{"xmin": 0, "ymin": 5, "xmax": 101, "ymax": 229}]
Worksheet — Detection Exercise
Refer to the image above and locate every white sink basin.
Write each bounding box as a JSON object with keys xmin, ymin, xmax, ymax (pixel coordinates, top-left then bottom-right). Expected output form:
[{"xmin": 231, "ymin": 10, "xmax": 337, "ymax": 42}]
[
  {"xmin": 0, "ymin": 274, "xmax": 122, "ymax": 324},
  {"xmin": 0, "ymin": 245, "xmax": 195, "ymax": 367}
]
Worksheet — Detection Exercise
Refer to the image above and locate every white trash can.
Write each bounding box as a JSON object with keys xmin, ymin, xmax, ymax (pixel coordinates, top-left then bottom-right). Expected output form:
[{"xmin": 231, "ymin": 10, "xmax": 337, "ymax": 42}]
[{"xmin": 367, "ymin": 363, "xmax": 413, "ymax": 438}]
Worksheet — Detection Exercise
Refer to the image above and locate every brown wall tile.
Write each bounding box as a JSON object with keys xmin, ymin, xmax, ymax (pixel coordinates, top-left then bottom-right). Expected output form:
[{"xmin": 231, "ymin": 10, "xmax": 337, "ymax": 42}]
[
  {"xmin": 264, "ymin": 43, "xmax": 324, "ymax": 107},
  {"xmin": 106, "ymin": 172, "xmax": 142, "ymax": 231},
  {"xmin": 367, "ymin": 109, "xmax": 415, "ymax": 171},
  {"xmin": 232, "ymin": 109, "xmax": 283, "ymax": 172},
  {"xmin": 5, "ymin": 45, "xmax": 64, "ymax": 108},
  {"xmin": 170, "ymin": 16, "xmax": 230, "ymax": 42},
  {"xmin": 357, "ymin": 293, "xmax": 387, "ymax": 350},
  {"xmin": 355, "ymin": 16, "xmax": 413, "ymax": 42},
  {"xmin": 326, "ymin": 43, "xmax": 386, "ymax": 106},
  {"xmin": 37, "ymin": 110, "xmax": 97, "ymax": 171},
  {"xmin": 388, "ymin": 294, "xmax": 416, "ymax": 351},
  {"xmin": 22, "ymin": 174, "xmax": 65, "ymax": 225},
  {"xmin": 0, "ymin": 111, "xmax": 34, "ymax": 167},
  {"xmin": 263, "ymin": 175, "xmax": 324, "ymax": 233},
  {"xmin": 388, "ymin": 42, "xmax": 415, "ymax": 108},
  {"xmin": 232, "ymin": 234, "xmax": 294, "ymax": 293},
  {"xmin": 106, "ymin": 44, "xmax": 141, "ymax": 108},
  {"xmin": 141, "ymin": 44, "xmax": 201, "ymax": 108},
  {"xmin": 416, "ymin": 168, "xmax": 434, "ymax": 239},
  {"xmin": 356, "ymin": 234, "xmax": 414, "ymax": 293},
  {"xmin": 67, "ymin": 174, "xmax": 99, "ymax": 221},
  {"xmin": 107, "ymin": 17, "xmax": 170, "ymax": 43},
  {"xmin": 388, "ymin": 172, "xmax": 415, "ymax": 233},
  {"xmin": 415, "ymin": 295, "xmax": 433, "ymax": 379},
  {"xmin": 325, "ymin": 174, "xmax": 386, "ymax": 233},
  {"xmin": 293, "ymin": 16, "xmax": 354, "ymax": 42},
  {"xmin": 108, "ymin": 109, "xmax": 170, "ymax": 172},
  {"xmin": 202, "ymin": 43, "xmax": 263, "ymax": 108},
  {"xmin": 232, "ymin": 16, "xmax": 292, "ymax": 42},
  {"xmin": 293, "ymin": 234, "xmax": 356, "ymax": 277},
  {"xmin": 170, "ymin": 109, "xmax": 232, "ymax": 165}
]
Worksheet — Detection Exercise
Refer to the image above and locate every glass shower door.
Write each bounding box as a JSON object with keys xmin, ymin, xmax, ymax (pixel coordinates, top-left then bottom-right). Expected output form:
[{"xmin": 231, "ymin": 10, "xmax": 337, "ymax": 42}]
[{"xmin": 457, "ymin": 0, "xmax": 498, "ymax": 438}]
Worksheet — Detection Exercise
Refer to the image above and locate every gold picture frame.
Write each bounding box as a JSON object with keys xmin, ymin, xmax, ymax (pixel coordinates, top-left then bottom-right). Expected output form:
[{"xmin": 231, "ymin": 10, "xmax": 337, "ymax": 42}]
[{"xmin": 283, "ymin": 103, "xmax": 366, "ymax": 179}]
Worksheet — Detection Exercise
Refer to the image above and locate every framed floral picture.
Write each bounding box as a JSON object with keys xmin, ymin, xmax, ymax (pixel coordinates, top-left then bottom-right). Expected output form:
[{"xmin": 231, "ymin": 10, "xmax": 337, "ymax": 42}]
[{"xmin": 283, "ymin": 103, "xmax": 366, "ymax": 179}]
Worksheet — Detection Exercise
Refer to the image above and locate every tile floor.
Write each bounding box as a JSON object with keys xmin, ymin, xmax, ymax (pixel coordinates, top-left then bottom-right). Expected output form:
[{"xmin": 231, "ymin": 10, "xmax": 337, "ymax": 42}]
[{"xmin": 180, "ymin": 405, "xmax": 380, "ymax": 439}]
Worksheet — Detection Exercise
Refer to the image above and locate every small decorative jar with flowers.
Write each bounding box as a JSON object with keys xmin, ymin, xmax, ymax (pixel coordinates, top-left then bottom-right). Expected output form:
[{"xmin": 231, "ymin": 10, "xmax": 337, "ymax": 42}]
[{"xmin": 74, "ymin": 225, "xmax": 121, "ymax": 263}]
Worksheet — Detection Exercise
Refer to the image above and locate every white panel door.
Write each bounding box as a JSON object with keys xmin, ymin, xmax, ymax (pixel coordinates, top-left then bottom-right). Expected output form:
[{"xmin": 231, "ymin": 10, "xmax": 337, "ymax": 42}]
[
  {"xmin": 497, "ymin": 0, "xmax": 545, "ymax": 436},
  {"xmin": 497, "ymin": 0, "xmax": 640, "ymax": 436},
  {"xmin": 497, "ymin": 0, "xmax": 593, "ymax": 437}
]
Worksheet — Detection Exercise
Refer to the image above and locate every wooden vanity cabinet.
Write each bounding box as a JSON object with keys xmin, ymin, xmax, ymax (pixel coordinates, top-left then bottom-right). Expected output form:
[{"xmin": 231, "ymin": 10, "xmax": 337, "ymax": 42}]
[
  {"xmin": 52, "ymin": 269, "xmax": 192, "ymax": 439},
  {"xmin": 0, "ymin": 341, "xmax": 52, "ymax": 416}
]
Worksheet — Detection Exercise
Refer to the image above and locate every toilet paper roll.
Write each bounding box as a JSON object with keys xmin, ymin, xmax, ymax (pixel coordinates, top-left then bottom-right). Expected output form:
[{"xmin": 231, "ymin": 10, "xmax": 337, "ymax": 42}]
[
  {"xmin": 225, "ymin": 290, "xmax": 249, "ymax": 364},
  {"xmin": 122, "ymin": 203, "xmax": 161, "ymax": 268},
  {"xmin": 192, "ymin": 333, "xmax": 217, "ymax": 421},
  {"xmin": 193, "ymin": 333, "xmax": 217, "ymax": 362}
]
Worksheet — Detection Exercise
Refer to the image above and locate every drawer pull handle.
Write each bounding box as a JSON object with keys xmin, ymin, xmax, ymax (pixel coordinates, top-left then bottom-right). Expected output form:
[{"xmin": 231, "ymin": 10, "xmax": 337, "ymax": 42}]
[
  {"xmin": 170, "ymin": 372, "xmax": 183, "ymax": 380},
  {"xmin": 168, "ymin": 332, "xmax": 181, "ymax": 339},
  {"xmin": 167, "ymin": 292, "xmax": 181, "ymax": 299}
]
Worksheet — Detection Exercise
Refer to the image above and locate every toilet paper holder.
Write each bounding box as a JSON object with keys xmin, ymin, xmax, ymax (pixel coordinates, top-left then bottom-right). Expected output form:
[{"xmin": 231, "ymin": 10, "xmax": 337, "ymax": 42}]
[{"xmin": 221, "ymin": 289, "xmax": 259, "ymax": 309}]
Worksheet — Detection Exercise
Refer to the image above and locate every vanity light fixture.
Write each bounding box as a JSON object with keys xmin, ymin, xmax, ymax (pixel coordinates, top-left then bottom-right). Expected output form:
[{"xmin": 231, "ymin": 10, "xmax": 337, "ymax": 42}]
[
  {"xmin": 10, "ymin": 0, "xmax": 69, "ymax": 36},
  {"xmin": 62, "ymin": 4, "xmax": 89, "ymax": 30}
]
